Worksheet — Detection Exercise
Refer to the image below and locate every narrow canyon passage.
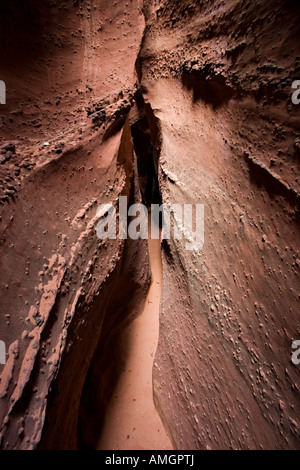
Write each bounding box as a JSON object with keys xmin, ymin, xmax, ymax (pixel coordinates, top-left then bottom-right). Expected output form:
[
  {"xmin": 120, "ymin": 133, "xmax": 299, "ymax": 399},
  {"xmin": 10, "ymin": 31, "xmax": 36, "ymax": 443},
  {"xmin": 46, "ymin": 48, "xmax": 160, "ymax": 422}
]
[
  {"xmin": 97, "ymin": 215, "xmax": 172, "ymax": 451},
  {"xmin": 1, "ymin": 0, "xmax": 299, "ymax": 452}
]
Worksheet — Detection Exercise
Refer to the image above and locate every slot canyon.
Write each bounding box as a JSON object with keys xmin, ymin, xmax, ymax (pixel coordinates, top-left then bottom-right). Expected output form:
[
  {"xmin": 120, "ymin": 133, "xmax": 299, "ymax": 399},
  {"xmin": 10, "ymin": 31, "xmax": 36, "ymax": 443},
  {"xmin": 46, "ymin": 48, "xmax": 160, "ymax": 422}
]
[{"xmin": 0, "ymin": 0, "xmax": 299, "ymax": 451}]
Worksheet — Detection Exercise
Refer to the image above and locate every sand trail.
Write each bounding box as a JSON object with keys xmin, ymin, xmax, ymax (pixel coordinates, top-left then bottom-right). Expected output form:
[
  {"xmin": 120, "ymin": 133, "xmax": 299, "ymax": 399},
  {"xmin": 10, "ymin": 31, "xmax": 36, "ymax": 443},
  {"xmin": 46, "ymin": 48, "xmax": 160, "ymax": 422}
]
[{"xmin": 97, "ymin": 217, "xmax": 172, "ymax": 451}]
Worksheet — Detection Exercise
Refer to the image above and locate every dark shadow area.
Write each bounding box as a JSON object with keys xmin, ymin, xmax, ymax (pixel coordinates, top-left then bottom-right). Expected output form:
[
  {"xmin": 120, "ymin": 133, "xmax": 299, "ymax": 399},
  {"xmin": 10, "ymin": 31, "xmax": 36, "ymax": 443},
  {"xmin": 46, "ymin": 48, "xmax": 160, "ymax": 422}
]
[
  {"xmin": 181, "ymin": 70, "xmax": 234, "ymax": 108},
  {"xmin": 76, "ymin": 93, "xmax": 163, "ymax": 450},
  {"xmin": 103, "ymin": 115, "xmax": 128, "ymax": 141},
  {"xmin": 0, "ymin": 1, "xmax": 46, "ymax": 66},
  {"xmin": 130, "ymin": 92, "xmax": 162, "ymax": 208},
  {"xmin": 0, "ymin": 0, "xmax": 80, "ymax": 66},
  {"xmin": 246, "ymin": 154, "xmax": 300, "ymax": 223},
  {"xmin": 77, "ymin": 236, "xmax": 150, "ymax": 450}
]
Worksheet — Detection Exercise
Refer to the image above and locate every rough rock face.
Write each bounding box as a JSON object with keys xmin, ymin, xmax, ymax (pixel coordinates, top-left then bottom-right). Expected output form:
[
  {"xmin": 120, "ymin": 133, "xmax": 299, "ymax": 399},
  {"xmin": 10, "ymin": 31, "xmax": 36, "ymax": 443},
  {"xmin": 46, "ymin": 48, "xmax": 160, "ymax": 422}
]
[
  {"xmin": 0, "ymin": 0, "xmax": 148, "ymax": 450},
  {"xmin": 138, "ymin": 0, "xmax": 300, "ymax": 450},
  {"xmin": 0, "ymin": 0, "xmax": 299, "ymax": 450}
]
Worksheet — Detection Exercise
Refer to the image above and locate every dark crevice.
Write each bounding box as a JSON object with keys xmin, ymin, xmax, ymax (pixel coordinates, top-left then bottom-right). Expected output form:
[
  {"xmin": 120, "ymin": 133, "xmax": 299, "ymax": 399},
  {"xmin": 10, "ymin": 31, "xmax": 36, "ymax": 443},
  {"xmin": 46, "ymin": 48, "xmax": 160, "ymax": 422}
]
[
  {"xmin": 77, "ymin": 97, "xmax": 158, "ymax": 450},
  {"xmin": 181, "ymin": 69, "xmax": 234, "ymax": 108},
  {"xmin": 77, "ymin": 89, "xmax": 165, "ymax": 450},
  {"xmin": 130, "ymin": 90, "xmax": 162, "ymax": 208}
]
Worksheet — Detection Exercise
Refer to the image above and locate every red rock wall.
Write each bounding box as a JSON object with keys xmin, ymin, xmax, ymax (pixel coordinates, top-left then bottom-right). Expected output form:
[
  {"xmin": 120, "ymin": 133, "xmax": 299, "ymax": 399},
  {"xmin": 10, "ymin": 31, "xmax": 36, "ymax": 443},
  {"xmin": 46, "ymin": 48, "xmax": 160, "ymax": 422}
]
[
  {"xmin": 0, "ymin": 0, "xmax": 149, "ymax": 450},
  {"xmin": 139, "ymin": 0, "xmax": 300, "ymax": 450},
  {"xmin": 0, "ymin": 0, "xmax": 299, "ymax": 450}
]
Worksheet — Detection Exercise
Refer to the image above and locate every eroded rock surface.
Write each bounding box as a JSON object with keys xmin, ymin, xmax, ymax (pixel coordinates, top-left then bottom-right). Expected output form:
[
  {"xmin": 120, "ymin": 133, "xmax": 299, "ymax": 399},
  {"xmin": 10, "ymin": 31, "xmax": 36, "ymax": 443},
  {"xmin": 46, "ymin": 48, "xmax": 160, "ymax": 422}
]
[
  {"xmin": 0, "ymin": 0, "xmax": 148, "ymax": 450},
  {"xmin": 138, "ymin": 0, "xmax": 300, "ymax": 450}
]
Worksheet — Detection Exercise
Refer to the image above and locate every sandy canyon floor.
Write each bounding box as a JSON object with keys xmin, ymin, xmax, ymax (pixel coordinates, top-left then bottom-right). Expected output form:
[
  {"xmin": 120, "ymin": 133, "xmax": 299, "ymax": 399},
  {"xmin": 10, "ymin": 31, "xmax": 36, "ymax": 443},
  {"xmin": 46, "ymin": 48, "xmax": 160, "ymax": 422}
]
[{"xmin": 97, "ymin": 216, "xmax": 172, "ymax": 451}]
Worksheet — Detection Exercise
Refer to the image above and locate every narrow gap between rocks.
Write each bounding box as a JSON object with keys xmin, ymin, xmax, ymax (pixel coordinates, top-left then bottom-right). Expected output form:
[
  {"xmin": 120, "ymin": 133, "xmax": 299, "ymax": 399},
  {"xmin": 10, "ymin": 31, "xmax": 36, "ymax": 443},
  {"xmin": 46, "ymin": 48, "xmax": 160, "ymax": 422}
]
[
  {"xmin": 78, "ymin": 99, "xmax": 172, "ymax": 450},
  {"xmin": 97, "ymin": 212, "xmax": 171, "ymax": 450},
  {"xmin": 130, "ymin": 91, "xmax": 162, "ymax": 208},
  {"xmin": 95, "ymin": 105, "xmax": 171, "ymax": 450}
]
